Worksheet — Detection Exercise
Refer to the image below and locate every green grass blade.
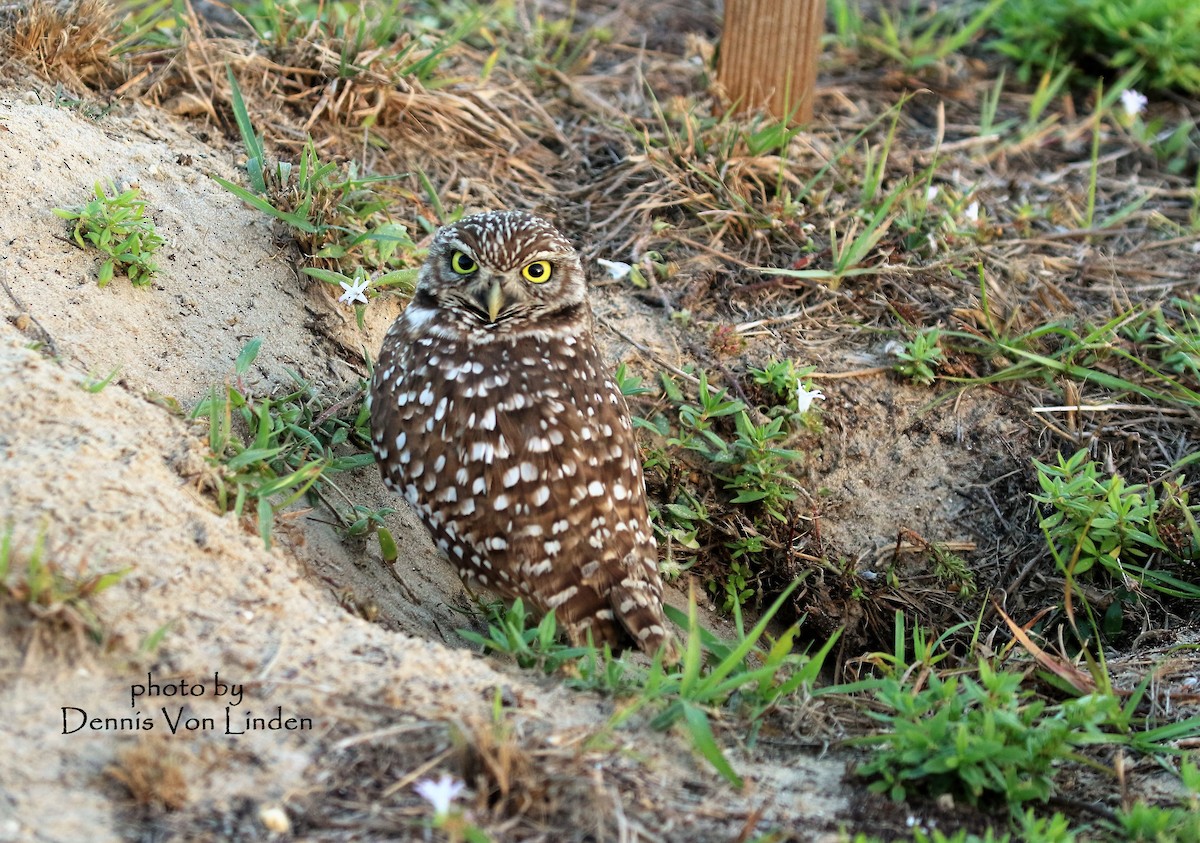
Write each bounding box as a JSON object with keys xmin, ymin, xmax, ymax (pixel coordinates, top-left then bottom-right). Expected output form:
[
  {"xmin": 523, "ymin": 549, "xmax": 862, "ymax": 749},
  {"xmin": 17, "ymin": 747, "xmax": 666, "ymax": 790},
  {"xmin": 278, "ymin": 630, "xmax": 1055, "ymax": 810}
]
[{"xmin": 681, "ymin": 703, "xmax": 743, "ymax": 788}]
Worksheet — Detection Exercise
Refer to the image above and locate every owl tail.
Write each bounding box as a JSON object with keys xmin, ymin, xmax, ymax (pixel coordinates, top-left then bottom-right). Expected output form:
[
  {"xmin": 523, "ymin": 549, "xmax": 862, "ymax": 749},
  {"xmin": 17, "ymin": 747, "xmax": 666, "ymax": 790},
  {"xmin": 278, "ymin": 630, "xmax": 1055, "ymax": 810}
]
[{"xmin": 608, "ymin": 573, "xmax": 679, "ymax": 665}]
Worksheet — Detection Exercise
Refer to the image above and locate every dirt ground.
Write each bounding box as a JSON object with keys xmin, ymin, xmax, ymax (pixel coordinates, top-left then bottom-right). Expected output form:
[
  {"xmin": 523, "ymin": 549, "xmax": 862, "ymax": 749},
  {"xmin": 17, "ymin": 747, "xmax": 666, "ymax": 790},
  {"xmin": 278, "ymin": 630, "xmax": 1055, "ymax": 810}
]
[{"xmin": 1, "ymin": 2, "xmax": 1197, "ymax": 839}]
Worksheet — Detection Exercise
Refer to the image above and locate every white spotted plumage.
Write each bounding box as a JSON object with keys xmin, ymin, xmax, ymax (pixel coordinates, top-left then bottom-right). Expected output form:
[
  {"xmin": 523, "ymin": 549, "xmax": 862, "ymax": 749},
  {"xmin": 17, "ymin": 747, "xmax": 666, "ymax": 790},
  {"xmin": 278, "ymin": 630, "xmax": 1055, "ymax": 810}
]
[{"xmin": 369, "ymin": 210, "xmax": 674, "ymax": 657}]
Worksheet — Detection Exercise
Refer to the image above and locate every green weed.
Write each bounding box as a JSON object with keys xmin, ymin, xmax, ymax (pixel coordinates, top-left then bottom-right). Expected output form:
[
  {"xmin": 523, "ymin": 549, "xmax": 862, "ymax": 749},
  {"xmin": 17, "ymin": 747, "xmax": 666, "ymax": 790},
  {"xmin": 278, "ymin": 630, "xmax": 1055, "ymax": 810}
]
[
  {"xmin": 990, "ymin": 0, "xmax": 1200, "ymax": 94},
  {"xmin": 647, "ymin": 492, "xmax": 707, "ymax": 580},
  {"xmin": 825, "ymin": 0, "xmax": 1005, "ymax": 72},
  {"xmin": 944, "ymin": 303, "xmax": 1200, "ymax": 411},
  {"xmin": 632, "ymin": 367, "xmax": 809, "ymax": 607},
  {"xmin": 1108, "ymin": 756, "xmax": 1200, "ymax": 840},
  {"xmin": 1114, "ymin": 801, "xmax": 1200, "ymax": 842},
  {"xmin": 458, "ymin": 600, "xmax": 594, "ymax": 675},
  {"xmin": 1121, "ymin": 296, "xmax": 1200, "ymax": 384},
  {"xmin": 855, "ymin": 660, "xmax": 1110, "ymax": 806},
  {"xmin": 462, "ymin": 580, "xmax": 839, "ymax": 788},
  {"xmin": 892, "ymin": 327, "xmax": 943, "ymax": 386},
  {"xmin": 883, "ymin": 0, "xmax": 1004, "ymax": 72},
  {"xmin": 82, "ymin": 367, "xmax": 120, "ymax": 393},
  {"xmin": 621, "ymin": 579, "xmax": 837, "ymax": 787},
  {"xmin": 1111, "ymin": 757, "xmax": 1200, "ymax": 840},
  {"xmin": 930, "ymin": 544, "xmax": 977, "ymax": 599},
  {"xmin": 640, "ymin": 370, "xmax": 805, "ymax": 523},
  {"xmin": 1, "ymin": 524, "xmax": 128, "ymax": 643},
  {"xmin": 1033, "ymin": 449, "xmax": 1200, "ymax": 602},
  {"xmin": 847, "ymin": 610, "xmax": 972, "ymax": 682},
  {"xmin": 54, "ymin": 180, "xmax": 164, "ymax": 287},
  {"xmin": 1013, "ymin": 809, "xmax": 1078, "ymax": 843},
  {"xmin": 191, "ymin": 339, "xmax": 376, "ymax": 549},
  {"xmin": 213, "ymin": 72, "xmax": 419, "ymax": 283},
  {"xmin": 519, "ymin": 5, "xmax": 610, "ymax": 75}
]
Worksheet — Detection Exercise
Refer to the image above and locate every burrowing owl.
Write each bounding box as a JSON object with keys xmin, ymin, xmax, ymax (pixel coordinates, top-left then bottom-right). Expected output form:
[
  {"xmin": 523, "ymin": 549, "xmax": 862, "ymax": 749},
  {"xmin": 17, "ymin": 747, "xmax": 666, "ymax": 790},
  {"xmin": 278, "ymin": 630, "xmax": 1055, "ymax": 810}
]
[{"xmin": 369, "ymin": 211, "xmax": 673, "ymax": 658}]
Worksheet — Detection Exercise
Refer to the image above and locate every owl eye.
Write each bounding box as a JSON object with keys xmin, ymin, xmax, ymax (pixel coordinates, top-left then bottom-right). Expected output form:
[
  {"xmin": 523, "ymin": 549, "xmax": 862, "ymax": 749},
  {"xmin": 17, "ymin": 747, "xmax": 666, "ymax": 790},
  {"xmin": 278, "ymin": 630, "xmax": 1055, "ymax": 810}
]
[
  {"xmin": 521, "ymin": 260, "xmax": 552, "ymax": 284},
  {"xmin": 450, "ymin": 251, "xmax": 478, "ymax": 275}
]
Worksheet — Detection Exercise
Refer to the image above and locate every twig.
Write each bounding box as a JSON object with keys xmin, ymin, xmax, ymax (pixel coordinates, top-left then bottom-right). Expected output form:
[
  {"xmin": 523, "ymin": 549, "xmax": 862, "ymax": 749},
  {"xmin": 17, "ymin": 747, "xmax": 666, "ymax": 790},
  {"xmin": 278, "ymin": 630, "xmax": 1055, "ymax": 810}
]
[
  {"xmin": 808, "ymin": 367, "xmax": 889, "ymax": 379},
  {"xmin": 1, "ymin": 265, "xmax": 59, "ymax": 357},
  {"xmin": 1033, "ymin": 403, "xmax": 1190, "ymax": 416},
  {"xmin": 599, "ymin": 317, "xmax": 700, "ymax": 386}
]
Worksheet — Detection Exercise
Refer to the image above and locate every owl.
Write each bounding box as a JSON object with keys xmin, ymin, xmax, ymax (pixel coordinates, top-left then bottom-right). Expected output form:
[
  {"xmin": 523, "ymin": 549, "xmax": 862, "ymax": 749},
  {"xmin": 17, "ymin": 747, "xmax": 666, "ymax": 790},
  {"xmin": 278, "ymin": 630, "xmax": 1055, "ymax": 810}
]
[{"xmin": 368, "ymin": 210, "xmax": 674, "ymax": 659}]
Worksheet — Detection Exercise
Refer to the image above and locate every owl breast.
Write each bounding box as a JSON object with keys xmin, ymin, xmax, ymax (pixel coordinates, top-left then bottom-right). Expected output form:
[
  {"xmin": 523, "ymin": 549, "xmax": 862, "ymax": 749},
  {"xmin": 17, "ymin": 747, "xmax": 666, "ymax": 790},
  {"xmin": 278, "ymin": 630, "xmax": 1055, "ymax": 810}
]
[{"xmin": 370, "ymin": 302, "xmax": 667, "ymax": 652}]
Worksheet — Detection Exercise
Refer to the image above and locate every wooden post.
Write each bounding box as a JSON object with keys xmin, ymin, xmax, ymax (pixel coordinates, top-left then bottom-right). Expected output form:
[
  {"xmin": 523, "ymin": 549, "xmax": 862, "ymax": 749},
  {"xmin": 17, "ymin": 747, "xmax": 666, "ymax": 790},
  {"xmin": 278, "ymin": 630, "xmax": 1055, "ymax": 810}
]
[{"xmin": 718, "ymin": 0, "xmax": 826, "ymax": 124}]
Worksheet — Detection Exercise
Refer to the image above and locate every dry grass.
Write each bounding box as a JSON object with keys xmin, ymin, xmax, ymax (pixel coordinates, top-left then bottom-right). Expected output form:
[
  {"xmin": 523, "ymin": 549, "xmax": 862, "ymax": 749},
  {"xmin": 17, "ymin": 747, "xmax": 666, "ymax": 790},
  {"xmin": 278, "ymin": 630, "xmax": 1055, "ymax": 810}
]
[
  {"xmin": 105, "ymin": 738, "xmax": 190, "ymax": 812},
  {"xmin": 2, "ymin": 0, "xmax": 125, "ymax": 91}
]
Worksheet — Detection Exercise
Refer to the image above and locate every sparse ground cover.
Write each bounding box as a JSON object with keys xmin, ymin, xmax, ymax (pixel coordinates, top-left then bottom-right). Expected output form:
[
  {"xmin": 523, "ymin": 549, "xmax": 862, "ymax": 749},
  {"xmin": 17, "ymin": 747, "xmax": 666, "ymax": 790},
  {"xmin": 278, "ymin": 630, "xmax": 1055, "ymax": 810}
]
[{"xmin": 1, "ymin": 0, "xmax": 1198, "ymax": 840}]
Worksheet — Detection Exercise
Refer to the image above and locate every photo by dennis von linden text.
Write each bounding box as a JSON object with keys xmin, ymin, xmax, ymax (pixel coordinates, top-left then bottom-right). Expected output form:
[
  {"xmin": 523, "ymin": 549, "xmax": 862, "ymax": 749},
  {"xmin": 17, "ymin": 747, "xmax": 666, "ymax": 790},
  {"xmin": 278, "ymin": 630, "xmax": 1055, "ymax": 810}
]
[{"xmin": 60, "ymin": 672, "xmax": 314, "ymax": 735}]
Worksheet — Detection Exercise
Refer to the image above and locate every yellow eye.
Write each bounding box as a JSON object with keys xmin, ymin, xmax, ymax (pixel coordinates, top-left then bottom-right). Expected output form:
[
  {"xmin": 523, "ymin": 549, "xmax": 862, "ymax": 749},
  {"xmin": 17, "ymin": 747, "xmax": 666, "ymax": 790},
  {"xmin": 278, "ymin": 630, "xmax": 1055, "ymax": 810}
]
[
  {"xmin": 521, "ymin": 260, "xmax": 552, "ymax": 284},
  {"xmin": 450, "ymin": 251, "xmax": 477, "ymax": 275}
]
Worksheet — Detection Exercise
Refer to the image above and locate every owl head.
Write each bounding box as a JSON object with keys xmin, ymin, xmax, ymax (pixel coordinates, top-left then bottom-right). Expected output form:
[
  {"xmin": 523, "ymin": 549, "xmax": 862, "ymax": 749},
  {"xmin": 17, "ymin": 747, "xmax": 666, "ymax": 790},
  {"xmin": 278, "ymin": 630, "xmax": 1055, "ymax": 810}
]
[{"xmin": 414, "ymin": 211, "xmax": 587, "ymax": 332}]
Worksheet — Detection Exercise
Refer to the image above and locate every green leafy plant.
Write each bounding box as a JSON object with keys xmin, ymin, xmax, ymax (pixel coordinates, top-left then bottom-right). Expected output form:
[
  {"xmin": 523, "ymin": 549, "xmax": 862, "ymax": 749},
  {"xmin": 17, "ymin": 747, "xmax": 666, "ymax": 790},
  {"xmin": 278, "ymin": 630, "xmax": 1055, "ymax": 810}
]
[
  {"xmin": 1109, "ymin": 756, "xmax": 1200, "ymax": 841},
  {"xmin": 750, "ymin": 359, "xmax": 805, "ymax": 403},
  {"xmin": 1, "ymin": 524, "xmax": 128, "ymax": 642},
  {"xmin": 1032, "ymin": 449, "xmax": 1199, "ymax": 599},
  {"xmin": 1115, "ymin": 802, "xmax": 1200, "ymax": 842},
  {"xmin": 989, "ymin": 0, "xmax": 1200, "ymax": 94},
  {"xmin": 943, "ymin": 302, "xmax": 1200, "ymax": 410},
  {"xmin": 191, "ymin": 339, "xmax": 377, "ymax": 549},
  {"xmin": 930, "ymin": 543, "xmax": 978, "ymax": 599},
  {"xmin": 633, "ymin": 368, "xmax": 808, "ymax": 607},
  {"xmin": 1121, "ymin": 295, "xmax": 1200, "ymax": 383},
  {"xmin": 213, "ymin": 71, "xmax": 419, "ymax": 281},
  {"xmin": 614, "ymin": 579, "xmax": 838, "ymax": 787},
  {"xmin": 639, "ymin": 370, "xmax": 805, "ymax": 524},
  {"xmin": 54, "ymin": 180, "xmax": 164, "ymax": 287},
  {"xmin": 302, "ymin": 265, "xmax": 418, "ymax": 329},
  {"xmin": 712, "ymin": 412, "xmax": 804, "ymax": 522},
  {"xmin": 828, "ymin": 0, "xmax": 1006, "ymax": 72},
  {"xmin": 647, "ymin": 492, "xmax": 707, "ymax": 579},
  {"xmin": 855, "ymin": 660, "xmax": 1111, "ymax": 806},
  {"xmin": 232, "ymin": 0, "xmax": 483, "ymax": 84},
  {"xmin": 892, "ymin": 327, "xmax": 944, "ymax": 385},
  {"xmin": 1013, "ymin": 808, "xmax": 1078, "ymax": 843},
  {"xmin": 749, "ymin": 359, "xmax": 824, "ymax": 426},
  {"xmin": 458, "ymin": 599, "xmax": 594, "ymax": 674}
]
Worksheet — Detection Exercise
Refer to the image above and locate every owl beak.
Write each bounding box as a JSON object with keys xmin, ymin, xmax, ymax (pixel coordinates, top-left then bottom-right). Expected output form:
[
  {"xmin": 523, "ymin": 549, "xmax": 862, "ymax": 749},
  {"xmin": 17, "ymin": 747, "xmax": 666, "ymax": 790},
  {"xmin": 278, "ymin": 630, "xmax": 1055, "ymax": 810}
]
[{"xmin": 484, "ymin": 279, "xmax": 504, "ymax": 323}]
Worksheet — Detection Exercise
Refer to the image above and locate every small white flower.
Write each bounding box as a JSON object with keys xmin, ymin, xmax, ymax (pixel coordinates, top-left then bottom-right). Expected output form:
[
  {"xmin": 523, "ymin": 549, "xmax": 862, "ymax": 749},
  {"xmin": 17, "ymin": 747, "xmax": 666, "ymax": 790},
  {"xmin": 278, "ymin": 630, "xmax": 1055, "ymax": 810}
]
[
  {"xmin": 338, "ymin": 275, "xmax": 371, "ymax": 305},
  {"xmin": 414, "ymin": 774, "xmax": 465, "ymax": 818},
  {"xmin": 964, "ymin": 200, "xmax": 980, "ymax": 223},
  {"xmin": 925, "ymin": 186, "xmax": 939, "ymax": 202},
  {"xmin": 596, "ymin": 258, "xmax": 632, "ymax": 281},
  {"xmin": 795, "ymin": 384, "xmax": 825, "ymax": 415},
  {"xmin": 258, "ymin": 805, "xmax": 291, "ymax": 834},
  {"xmin": 1120, "ymin": 88, "xmax": 1147, "ymax": 118}
]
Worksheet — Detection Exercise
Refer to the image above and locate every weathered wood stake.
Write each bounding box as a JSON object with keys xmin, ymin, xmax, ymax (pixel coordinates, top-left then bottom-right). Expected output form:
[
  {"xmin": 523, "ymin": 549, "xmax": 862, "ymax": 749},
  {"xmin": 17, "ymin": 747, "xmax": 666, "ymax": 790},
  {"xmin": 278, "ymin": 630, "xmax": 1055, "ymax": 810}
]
[{"xmin": 718, "ymin": 0, "xmax": 826, "ymax": 123}]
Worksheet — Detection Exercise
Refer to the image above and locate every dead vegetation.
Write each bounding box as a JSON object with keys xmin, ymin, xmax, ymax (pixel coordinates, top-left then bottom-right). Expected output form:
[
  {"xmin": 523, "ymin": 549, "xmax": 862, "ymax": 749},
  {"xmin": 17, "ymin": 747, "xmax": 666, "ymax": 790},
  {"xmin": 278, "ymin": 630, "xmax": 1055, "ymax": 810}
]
[
  {"xmin": 2, "ymin": 0, "xmax": 125, "ymax": 91},
  {"xmin": 105, "ymin": 737, "xmax": 191, "ymax": 813}
]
